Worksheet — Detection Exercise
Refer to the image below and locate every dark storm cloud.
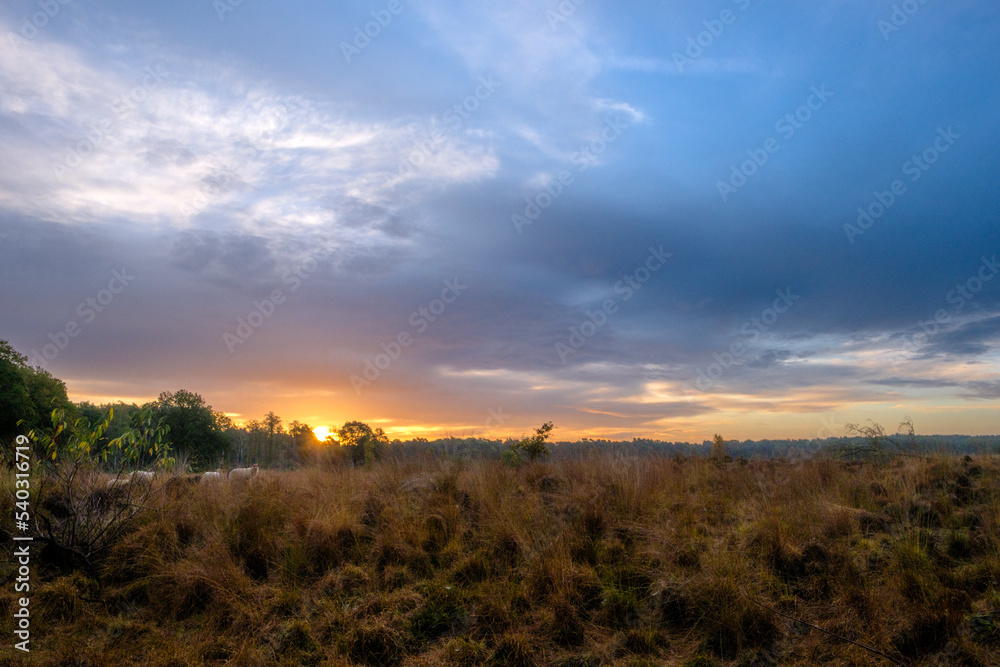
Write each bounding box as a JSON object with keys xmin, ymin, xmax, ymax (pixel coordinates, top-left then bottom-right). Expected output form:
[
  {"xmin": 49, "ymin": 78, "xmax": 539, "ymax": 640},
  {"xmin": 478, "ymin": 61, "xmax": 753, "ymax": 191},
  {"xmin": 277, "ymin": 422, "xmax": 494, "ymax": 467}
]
[
  {"xmin": 919, "ymin": 315, "xmax": 1000, "ymax": 358},
  {"xmin": 408, "ymin": 183, "xmax": 999, "ymax": 380},
  {"xmin": 168, "ymin": 230, "xmax": 278, "ymax": 289}
]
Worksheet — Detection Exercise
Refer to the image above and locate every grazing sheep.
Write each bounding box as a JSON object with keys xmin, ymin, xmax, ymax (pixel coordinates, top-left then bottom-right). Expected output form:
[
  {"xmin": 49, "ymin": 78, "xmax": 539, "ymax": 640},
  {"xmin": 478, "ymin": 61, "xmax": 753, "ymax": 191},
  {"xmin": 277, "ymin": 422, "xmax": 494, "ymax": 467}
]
[
  {"xmin": 228, "ymin": 464, "xmax": 259, "ymax": 482},
  {"xmin": 106, "ymin": 477, "xmax": 129, "ymax": 491},
  {"xmin": 105, "ymin": 470, "xmax": 154, "ymax": 490},
  {"xmin": 200, "ymin": 471, "xmax": 222, "ymax": 484}
]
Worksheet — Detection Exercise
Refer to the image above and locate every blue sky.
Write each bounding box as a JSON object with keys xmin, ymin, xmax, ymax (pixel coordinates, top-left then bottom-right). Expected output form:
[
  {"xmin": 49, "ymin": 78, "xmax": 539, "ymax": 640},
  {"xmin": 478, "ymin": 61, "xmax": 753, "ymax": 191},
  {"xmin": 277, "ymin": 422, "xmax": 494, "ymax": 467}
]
[{"xmin": 1, "ymin": 0, "xmax": 998, "ymax": 442}]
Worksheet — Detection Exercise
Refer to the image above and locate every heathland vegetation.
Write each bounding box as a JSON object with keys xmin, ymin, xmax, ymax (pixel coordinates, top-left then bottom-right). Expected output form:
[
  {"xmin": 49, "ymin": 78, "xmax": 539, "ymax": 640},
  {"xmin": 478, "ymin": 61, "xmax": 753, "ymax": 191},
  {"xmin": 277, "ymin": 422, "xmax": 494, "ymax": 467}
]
[{"xmin": 2, "ymin": 339, "xmax": 1000, "ymax": 665}]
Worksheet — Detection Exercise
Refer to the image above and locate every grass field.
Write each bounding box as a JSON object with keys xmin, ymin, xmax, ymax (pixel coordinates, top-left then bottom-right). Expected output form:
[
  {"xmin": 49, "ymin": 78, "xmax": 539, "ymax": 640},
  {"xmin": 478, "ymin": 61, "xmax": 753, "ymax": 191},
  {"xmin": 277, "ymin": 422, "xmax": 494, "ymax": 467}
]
[{"xmin": 2, "ymin": 452, "xmax": 999, "ymax": 666}]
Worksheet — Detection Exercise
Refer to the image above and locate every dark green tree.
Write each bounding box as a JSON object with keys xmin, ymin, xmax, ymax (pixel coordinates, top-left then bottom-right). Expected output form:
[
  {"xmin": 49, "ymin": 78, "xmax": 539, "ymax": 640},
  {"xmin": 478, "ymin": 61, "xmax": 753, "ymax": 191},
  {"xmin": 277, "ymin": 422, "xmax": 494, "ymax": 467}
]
[
  {"xmin": 149, "ymin": 389, "xmax": 229, "ymax": 469},
  {"xmin": 75, "ymin": 401, "xmax": 105, "ymax": 426},
  {"xmin": 71, "ymin": 401, "xmax": 143, "ymax": 462},
  {"xmin": 0, "ymin": 340, "xmax": 76, "ymax": 443},
  {"xmin": 337, "ymin": 420, "xmax": 388, "ymax": 465},
  {"xmin": 0, "ymin": 340, "xmax": 33, "ymax": 442}
]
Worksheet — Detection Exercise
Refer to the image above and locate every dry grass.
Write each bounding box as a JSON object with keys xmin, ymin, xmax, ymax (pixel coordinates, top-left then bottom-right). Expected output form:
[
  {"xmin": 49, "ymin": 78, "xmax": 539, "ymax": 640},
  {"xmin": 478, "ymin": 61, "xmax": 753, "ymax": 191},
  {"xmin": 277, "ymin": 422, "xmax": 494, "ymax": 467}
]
[{"xmin": 1, "ymin": 452, "xmax": 999, "ymax": 665}]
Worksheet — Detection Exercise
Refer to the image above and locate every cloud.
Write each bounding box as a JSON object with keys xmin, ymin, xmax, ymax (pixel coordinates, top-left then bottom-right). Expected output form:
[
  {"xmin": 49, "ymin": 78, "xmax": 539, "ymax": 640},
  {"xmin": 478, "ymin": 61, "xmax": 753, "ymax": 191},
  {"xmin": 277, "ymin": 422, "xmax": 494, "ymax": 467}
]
[
  {"xmin": 591, "ymin": 98, "xmax": 648, "ymax": 124},
  {"xmin": 870, "ymin": 377, "xmax": 961, "ymax": 389},
  {"xmin": 0, "ymin": 19, "xmax": 499, "ymax": 236},
  {"xmin": 416, "ymin": 0, "xmax": 602, "ymax": 87},
  {"xmin": 918, "ymin": 314, "xmax": 1000, "ymax": 358},
  {"xmin": 168, "ymin": 230, "xmax": 278, "ymax": 290},
  {"xmin": 414, "ymin": 0, "xmax": 648, "ymax": 159},
  {"xmin": 604, "ymin": 54, "xmax": 762, "ymax": 75},
  {"xmin": 963, "ymin": 381, "xmax": 1000, "ymax": 400}
]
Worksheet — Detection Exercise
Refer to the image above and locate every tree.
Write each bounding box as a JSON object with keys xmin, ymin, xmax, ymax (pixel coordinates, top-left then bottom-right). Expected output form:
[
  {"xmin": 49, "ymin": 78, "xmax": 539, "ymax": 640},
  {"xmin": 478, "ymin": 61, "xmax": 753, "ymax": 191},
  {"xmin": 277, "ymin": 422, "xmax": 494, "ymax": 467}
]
[
  {"xmin": 337, "ymin": 420, "xmax": 388, "ymax": 465},
  {"xmin": 149, "ymin": 389, "xmax": 229, "ymax": 469},
  {"xmin": 0, "ymin": 339, "xmax": 76, "ymax": 444},
  {"xmin": 0, "ymin": 340, "xmax": 33, "ymax": 442},
  {"xmin": 75, "ymin": 401, "xmax": 105, "ymax": 427},
  {"xmin": 261, "ymin": 411, "xmax": 284, "ymax": 464},
  {"xmin": 70, "ymin": 401, "xmax": 145, "ymax": 465},
  {"xmin": 214, "ymin": 411, "xmax": 235, "ymax": 432},
  {"xmin": 840, "ymin": 418, "xmax": 918, "ymax": 460},
  {"xmin": 23, "ymin": 367, "xmax": 76, "ymax": 425},
  {"xmin": 113, "ymin": 407, "xmax": 174, "ymax": 468},
  {"xmin": 263, "ymin": 411, "xmax": 283, "ymax": 435},
  {"xmin": 506, "ymin": 422, "xmax": 555, "ymax": 464},
  {"xmin": 288, "ymin": 420, "xmax": 319, "ymax": 463},
  {"xmin": 710, "ymin": 433, "xmax": 728, "ymax": 460}
]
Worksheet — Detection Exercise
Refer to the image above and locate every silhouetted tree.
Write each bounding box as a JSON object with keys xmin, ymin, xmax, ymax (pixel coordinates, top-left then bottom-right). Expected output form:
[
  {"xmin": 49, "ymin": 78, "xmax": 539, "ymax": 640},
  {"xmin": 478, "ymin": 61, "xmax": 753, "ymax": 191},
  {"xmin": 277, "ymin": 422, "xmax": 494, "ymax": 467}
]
[
  {"xmin": 337, "ymin": 420, "xmax": 388, "ymax": 465},
  {"xmin": 505, "ymin": 422, "xmax": 555, "ymax": 464},
  {"xmin": 262, "ymin": 411, "xmax": 284, "ymax": 463},
  {"xmin": 840, "ymin": 418, "xmax": 918, "ymax": 460},
  {"xmin": 710, "ymin": 433, "xmax": 728, "ymax": 460},
  {"xmin": 288, "ymin": 420, "xmax": 319, "ymax": 464}
]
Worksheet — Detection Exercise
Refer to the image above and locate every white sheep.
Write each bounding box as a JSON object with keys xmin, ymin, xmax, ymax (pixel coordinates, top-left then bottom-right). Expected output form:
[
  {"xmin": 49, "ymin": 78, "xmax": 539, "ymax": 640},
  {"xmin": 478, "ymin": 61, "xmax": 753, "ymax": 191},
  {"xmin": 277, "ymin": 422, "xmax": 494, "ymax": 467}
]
[
  {"xmin": 105, "ymin": 470, "xmax": 154, "ymax": 490},
  {"xmin": 228, "ymin": 464, "xmax": 259, "ymax": 482},
  {"xmin": 200, "ymin": 471, "xmax": 222, "ymax": 484},
  {"xmin": 106, "ymin": 477, "xmax": 130, "ymax": 491}
]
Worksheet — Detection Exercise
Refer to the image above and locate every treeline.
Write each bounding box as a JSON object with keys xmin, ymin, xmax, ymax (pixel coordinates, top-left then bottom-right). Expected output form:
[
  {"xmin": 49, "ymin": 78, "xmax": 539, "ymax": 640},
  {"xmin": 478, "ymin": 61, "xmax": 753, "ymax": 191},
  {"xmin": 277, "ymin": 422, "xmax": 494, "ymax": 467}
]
[
  {"xmin": 6, "ymin": 385, "xmax": 316, "ymax": 472},
  {"xmin": 1, "ymin": 338, "xmax": 401, "ymax": 470},
  {"xmin": 74, "ymin": 392, "xmax": 322, "ymax": 470},
  {"xmin": 384, "ymin": 434, "xmax": 1000, "ymax": 461},
  {"xmin": 3, "ymin": 339, "xmax": 999, "ymax": 470},
  {"xmin": 0, "ymin": 339, "xmax": 316, "ymax": 470}
]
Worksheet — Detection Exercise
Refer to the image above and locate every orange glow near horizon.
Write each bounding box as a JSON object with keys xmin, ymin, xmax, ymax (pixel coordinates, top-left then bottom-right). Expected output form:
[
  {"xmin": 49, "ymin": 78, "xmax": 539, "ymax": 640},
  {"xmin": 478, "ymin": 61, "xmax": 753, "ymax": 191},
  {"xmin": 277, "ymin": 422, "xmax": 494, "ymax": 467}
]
[{"xmin": 62, "ymin": 384, "xmax": 1000, "ymax": 446}]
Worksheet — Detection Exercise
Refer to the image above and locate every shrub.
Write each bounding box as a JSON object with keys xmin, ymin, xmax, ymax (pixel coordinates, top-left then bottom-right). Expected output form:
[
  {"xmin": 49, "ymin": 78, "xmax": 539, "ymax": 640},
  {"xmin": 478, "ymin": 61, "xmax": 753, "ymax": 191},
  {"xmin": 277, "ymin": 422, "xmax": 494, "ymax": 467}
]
[
  {"xmin": 19, "ymin": 405, "xmax": 173, "ymax": 579},
  {"xmin": 710, "ymin": 434, "xmax": 727, "ymax": 461},
  {"xmin": 504, "ymin": 422, "xmax": 555, "ymax": 464}
]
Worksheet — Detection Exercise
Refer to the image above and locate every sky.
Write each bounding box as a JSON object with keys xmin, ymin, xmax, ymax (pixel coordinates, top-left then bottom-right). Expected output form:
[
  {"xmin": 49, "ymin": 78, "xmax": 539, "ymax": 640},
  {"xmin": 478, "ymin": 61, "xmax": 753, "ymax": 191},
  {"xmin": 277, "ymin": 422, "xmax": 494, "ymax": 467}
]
[{"xmin": 1, "ymin": 0, "xmax": 998, "ymax": 443}]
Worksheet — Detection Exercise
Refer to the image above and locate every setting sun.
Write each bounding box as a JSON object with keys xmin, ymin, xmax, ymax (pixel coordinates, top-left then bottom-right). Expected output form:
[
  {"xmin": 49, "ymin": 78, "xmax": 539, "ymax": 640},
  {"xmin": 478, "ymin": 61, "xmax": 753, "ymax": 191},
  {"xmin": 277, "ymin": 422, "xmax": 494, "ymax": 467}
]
[{"xmin": 312, "ymin": 426, "xmax": 332, "ymax": 442}]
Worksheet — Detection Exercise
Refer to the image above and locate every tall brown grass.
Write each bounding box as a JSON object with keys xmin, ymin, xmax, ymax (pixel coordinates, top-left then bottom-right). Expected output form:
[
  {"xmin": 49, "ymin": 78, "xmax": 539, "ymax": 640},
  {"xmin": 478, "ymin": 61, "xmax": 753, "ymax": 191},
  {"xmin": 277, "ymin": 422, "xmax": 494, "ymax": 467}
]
[{"xmin": 1, "ymin": 452, "xmax": 998, "ymax": 665}]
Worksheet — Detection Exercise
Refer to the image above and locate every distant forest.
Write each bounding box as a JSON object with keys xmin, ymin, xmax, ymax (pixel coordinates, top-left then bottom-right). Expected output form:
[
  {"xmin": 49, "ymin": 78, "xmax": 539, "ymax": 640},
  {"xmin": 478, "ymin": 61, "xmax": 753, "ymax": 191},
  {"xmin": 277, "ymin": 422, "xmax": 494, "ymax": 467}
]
[{"xmin": 391, "ymin": 434, "xmax": 1000, "ymax": 462}]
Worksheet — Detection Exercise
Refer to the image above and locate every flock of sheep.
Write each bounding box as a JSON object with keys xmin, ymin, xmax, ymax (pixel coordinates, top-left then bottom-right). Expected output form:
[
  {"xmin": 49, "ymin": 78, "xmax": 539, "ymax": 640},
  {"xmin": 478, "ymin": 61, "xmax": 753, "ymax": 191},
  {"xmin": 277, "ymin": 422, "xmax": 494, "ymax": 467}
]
[
  {"xmin": 104, "ymin": 463, "xmax": 260, "ymax": 491},
  {"xmin": 200, "ymin": 463, "xmax": 260, "ymax": 484}
]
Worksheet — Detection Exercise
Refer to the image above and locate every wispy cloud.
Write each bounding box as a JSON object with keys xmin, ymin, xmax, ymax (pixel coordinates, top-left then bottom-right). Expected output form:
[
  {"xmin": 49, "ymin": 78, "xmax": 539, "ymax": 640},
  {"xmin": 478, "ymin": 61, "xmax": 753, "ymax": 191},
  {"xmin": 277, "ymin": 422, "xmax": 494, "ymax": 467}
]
[
  {"xmin": 414, "ymin": 0, "xmax": 648, "ymax": 158},
  {"xmin": 603, "ymin": 53, "xmax": 762, "ymax": 75},
  {"xmin": 0, "ymin": 20, "xmax": 498, "ymax": 235}
]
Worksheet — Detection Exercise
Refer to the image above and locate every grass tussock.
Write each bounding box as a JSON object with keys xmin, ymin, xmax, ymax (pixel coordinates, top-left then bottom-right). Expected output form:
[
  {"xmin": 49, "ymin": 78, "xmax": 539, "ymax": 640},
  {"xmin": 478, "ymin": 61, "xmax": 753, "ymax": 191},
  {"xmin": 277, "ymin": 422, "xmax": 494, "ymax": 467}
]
[{"xmin": 2, "ymin": 452, "xmax": 1000, "ymax": 665}]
